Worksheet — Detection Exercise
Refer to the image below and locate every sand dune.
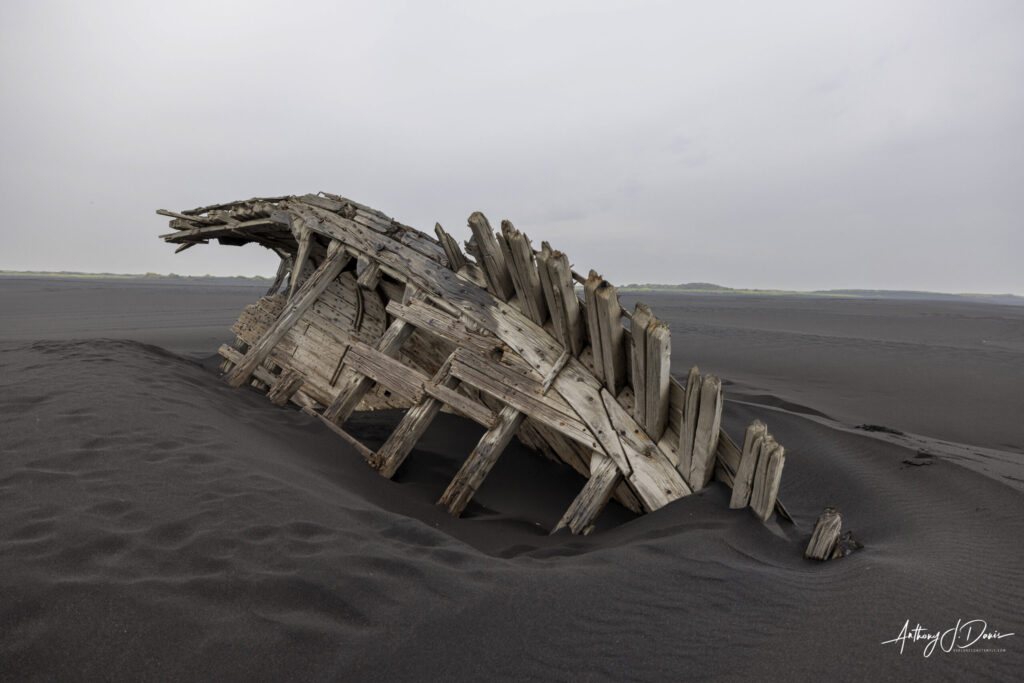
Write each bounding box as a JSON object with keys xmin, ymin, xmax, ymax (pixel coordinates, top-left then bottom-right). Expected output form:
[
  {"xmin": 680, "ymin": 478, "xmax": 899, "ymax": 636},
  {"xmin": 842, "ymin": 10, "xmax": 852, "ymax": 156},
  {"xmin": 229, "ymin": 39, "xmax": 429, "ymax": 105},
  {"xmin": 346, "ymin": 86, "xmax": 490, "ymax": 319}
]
[{"xmin": 1, "ymin": 278, "xmax": 1022, "ymax": 679}]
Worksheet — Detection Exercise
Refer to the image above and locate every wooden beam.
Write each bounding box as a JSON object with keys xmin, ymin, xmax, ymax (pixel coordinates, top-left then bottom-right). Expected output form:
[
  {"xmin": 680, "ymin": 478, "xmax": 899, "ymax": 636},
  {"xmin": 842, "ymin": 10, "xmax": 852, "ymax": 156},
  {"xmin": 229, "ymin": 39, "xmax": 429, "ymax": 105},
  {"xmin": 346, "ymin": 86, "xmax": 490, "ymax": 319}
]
[
  {"xmin": 226, "ymin": 248, "xmax": 349, "ymax": 387},
  {"xmin": 644, "ymin": 318, "xmax": 671, "ymax": 440},
  {"xmin": 267, "ymin": 368, "xmax": 305, "ymax": 406},
  {"xmin": 321, "ymin": 317, "xmax": 416, "ymax": 423},
  {"xmin": 385, "ymin": 299, "xmax": 501, "ymax": 357},
  {"xmin": 729, "ymin": 421, "xmax": 767, "ymax": 509},
  {"xmin": 629, "ymin": 303, "xmax": 653, "ymax": 428},
  {"xmin": 467, "ymin": 212, "xmax": 514, "ymax": 301},
  {"xmin": 689, "ymin": 374, "xmax": 723, "ymax": 490},
  {"xmin": 438, "ymin": 405, "xmax": 525, "ymax": 516},
  {"xmin": 678, "ymin": 366, "xmax": 702, "ymax": 480},
  {"xmin": 594, "ymin": 279, "xmax": 626, "ymax": 394},
  {"xmin": 303, "ymin": 407, "xmax": 376, "ymax": 464},
  {"xmin": 553, "ymin": 451, "xmax": 622, "ymax": 535},
  {"xmin": 376, "ymin": 358, "xmax": 459, "ymax": 478}
]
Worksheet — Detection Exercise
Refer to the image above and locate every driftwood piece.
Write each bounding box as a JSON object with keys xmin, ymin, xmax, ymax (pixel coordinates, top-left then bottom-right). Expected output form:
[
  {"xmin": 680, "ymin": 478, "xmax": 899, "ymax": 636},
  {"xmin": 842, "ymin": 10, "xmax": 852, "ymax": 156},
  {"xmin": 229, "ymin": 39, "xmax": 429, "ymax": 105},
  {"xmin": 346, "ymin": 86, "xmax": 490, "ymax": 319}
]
[
  {"xmin": 267, "ymin": 368, "xmax": 305, "ymax": 406},
  {"xmin": 226, "ymin": 248, "xmax": 349, "ymax": 387},
  {"xmin": 678, "ymin": 366, "xmax": 702, "ymax": 478},
  {"xmin": 544, "ymin": 249, "xmax": 585, "ymax": 356},
  {"xmin": 583, "ymin": 271, "xmax": 605, "ymax": 382},
  {"xmin": 438, "ymin": 405, "xmax": 525, "ymax": 516},
  {"xmin": 805, "ymin": 508, "xmax": 843, "ymax": 560},
  {"xmin": 689, "ymin": 374, "xmax": 723, "ymax": 489},
  {"xmin": 500, "ymin": 221, "xmax": 548, "ymax": 325},
  {"xmin": 553, "ymin": 452, "xmax": 621, "ymax": 535},
  {"xmin": 467, "ymin": 212, "xmax": 514, "ymax": 301}
]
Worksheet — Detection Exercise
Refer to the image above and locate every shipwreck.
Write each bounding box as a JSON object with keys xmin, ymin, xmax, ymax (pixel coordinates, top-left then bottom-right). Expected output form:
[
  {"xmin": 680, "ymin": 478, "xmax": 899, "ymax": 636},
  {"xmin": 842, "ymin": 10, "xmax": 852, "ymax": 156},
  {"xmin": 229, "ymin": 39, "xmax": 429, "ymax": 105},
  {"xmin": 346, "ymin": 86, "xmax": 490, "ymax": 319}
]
[{"xmin": 158, "ymin": 192, "xmax": 797, "ymax": 537}]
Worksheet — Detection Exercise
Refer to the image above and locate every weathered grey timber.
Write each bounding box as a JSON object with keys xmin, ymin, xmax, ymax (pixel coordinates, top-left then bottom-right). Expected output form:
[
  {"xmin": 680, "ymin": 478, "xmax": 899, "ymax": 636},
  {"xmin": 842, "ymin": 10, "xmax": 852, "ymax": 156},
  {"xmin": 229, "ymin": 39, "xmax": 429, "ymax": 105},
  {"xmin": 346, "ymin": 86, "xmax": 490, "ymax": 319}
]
[
  {"xmin": 805, "ymin": 508, "xmax": 843, "ymax": 560},
  {"xmin": 159, "ymin": 191, "xmax": 801, "ymax": 537}
]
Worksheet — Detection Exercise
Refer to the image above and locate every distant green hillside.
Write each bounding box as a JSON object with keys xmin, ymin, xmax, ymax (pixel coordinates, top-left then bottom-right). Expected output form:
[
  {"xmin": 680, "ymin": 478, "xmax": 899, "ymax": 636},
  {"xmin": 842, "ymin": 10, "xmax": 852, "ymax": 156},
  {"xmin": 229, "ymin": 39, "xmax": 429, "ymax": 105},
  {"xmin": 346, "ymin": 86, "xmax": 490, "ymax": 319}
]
[{"xmin": 616, "ymin": 283, "xmax": 1024, "ymax": 306}]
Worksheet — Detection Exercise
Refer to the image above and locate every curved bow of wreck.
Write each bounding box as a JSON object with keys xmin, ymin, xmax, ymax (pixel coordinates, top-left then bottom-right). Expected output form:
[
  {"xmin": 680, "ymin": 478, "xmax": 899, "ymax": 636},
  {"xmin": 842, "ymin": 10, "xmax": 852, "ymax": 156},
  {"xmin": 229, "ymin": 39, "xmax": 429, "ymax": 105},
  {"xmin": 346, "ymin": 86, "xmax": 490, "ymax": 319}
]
[{"xmin": 158, "ymin": 192, "xmax": 791, "ymax": 535}]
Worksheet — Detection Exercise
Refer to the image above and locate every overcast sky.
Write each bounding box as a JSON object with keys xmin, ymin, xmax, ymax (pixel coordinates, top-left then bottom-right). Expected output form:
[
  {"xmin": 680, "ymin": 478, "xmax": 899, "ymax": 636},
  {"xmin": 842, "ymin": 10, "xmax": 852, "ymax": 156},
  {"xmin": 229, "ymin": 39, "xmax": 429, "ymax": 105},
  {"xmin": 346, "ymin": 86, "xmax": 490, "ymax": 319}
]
[{"xmin": 1, "ymin": 1, "xmax": 1021, "ymax": 293}]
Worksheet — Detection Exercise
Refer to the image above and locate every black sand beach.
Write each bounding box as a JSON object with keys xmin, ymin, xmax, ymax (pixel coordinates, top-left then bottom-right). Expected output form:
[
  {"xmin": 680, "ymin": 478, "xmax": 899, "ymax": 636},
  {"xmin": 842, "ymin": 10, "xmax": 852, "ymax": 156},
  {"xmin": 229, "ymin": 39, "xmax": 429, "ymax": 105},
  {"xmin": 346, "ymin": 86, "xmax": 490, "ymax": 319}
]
[{"xmin": 2, "ymin": 276, "xmax": 1022, "ymax": 680}]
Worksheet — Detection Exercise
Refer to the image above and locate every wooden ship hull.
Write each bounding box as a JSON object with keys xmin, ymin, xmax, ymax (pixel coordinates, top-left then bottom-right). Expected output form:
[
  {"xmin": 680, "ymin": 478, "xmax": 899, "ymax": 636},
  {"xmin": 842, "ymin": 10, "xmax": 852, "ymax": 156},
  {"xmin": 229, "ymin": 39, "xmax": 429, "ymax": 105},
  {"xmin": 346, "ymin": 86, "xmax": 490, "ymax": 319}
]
[{"xmin": 159, "ymin": 193, "xmax": 791, "ymax": 535}]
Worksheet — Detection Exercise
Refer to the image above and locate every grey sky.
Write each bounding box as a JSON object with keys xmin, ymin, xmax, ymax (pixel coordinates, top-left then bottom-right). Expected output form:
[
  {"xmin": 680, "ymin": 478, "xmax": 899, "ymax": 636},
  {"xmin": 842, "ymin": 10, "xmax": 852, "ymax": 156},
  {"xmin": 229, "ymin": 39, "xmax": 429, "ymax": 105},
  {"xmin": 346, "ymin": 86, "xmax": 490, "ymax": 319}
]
[{"xmin": 2, "ymin": 1, "xmax": 1022, "ymax": 293}]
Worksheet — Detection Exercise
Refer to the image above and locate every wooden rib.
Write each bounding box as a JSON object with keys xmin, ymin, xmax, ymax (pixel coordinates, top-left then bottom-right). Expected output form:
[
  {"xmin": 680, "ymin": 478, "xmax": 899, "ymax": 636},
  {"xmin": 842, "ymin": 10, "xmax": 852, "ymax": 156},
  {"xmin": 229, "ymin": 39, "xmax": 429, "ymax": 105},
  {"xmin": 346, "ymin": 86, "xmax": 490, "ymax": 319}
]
[
  {"xmin": 434, "ymin": 223, "xmax": 466, "ymax": 272},
  {"xmin": 545, "ymin": 250, "xmax": 585, "ymax": 356},
  {"xmin": 467, "ymin": 212, "xmax": 514, "ymax": 301},
  {"xmin": 594, "ymin": 279, "xmax": 625, "ymax": 394},
  {"xmin": 678, "ymin": 366, "xmax": 702, "ymax": 480},
  {"xmin": 689, "ymin": 374, "xmax": 723, "ymax": 490},
  {"xmin": 376, "ymin": 359, "xmax": 459, "ymax": 478},
  {"xmin": 385, "ymin": 299, "xmax": 500, "ymax": 355},
  {"xmin": 226, "ymin": 248, "xmax": 349, "ymax": 387},
  {"xmin": 629, "ymin": 303, "xmax": 653, "ymax": 428},
  {"xmin": 438, "ymin": 405, "xmax": 525, "ymax": 516},
  {"xmin": 322, "ymin": 317, "xmax": 416, "ymax": 423},
  {"xmin": 356, "ymin": 260, "xmax": 381, "ymax": 290},
  {"xmin": 289, "ymin": 225, "xmax": 314, "ymax": 299},
  {"xmin": 729, "ymin": 421, "xmax": 767, "ymax": 508},
  {"xmin": 266, "ymin": 254, "xmax": 292, "ymax": 295},
  {"xmin": 501, "ymin": 221, "xmax": 547, "ymax": 325},
  {"xmin": 644, "ymin": 318, "xmax": 671, "ymax": 440},
  {"xmin": 583, "ymin": 271, "xmax": 605, "ymax": 382},
  {"xmin": 553, "ymin": 451, "xmax": 622, "ymax": 535},
  {"xmin": 751, "ymin": 439, "xmax": 785, "ymax": 521}
]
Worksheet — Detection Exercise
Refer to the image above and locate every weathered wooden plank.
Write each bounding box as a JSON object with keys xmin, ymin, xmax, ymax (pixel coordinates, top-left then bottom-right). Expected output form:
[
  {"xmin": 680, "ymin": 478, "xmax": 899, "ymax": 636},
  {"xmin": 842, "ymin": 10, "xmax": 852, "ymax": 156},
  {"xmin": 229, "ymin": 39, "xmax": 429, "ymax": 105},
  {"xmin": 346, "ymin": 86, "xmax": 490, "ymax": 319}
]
[
  {"xmin": 322, "ymin": 317, "xmax": 416, "ymax": 423},
  {"xmin": 553, "ymin": 452, "xmax": 622, "ymax": 535},
  {"xmin": 342, "ymin": 340, "xmax": 427, "ymax": 404},
  {"xmin": 501, "ymin": 221, "xmax": 547, "ymax": 325},
  {"xmin": 218, "ymin": 344, "xmax": 318, "ymax": 411},
  {"xmin": 804, "ymin": 508, "xmax": 843, "ymax": 560},
  {"xmin": 629, "ymin": 303, "xmax": 653, "ymax": 428},
  {"xmin": 226, "ymin": 248, "xmax": 349, "ymax": 387},
  {"xmin": 729, "ymin": 421, "xmax": 767, "ymax": 509},
  {"xmin": 644, "ymin": 318, "xmax": 671, "ymax": 440},
  {"xmin": 438, "ymin": 405, "xmax": 525, "ymax": 516},
  {"xmin": 356, "ymin": 259, "xmax": 381, "ymax": 290},
  {"xmin": 750, "ymin": 439, "xmax": 785, "ymax": 521},
  {"xmin": 422, "ymin": 383, "xmax": 496, "ymax": 428},
  {"xmin": 689, "ymin": 374, "xmax": 723, "ymax": 490},
  {"xmin": 467, "ymin": 212, "xmax": 514, "ymax": 301},
  {"xmin": 376, "ymin": 361, "xmax": 459, "ymax": 478},
  {"xmin": 434, "ymin": 223, "xmax": 466, "ymax": 272},
  {"xmin": 545, "ymin": 249, "xmax": 585, "ymax": 356},
  {"xmin": 594, "ymin": 279, "xmax": 626, "ymax": 395},
  {"xmin": 678, "ymin": 366, "xmax": 702, "ymax": 481},
  {"xmin": 583, "ymin": 271, "xmax": 605, "ymax": 382},
  {"xmin": 289, "ymin": 225, "xmax": 314, "ymax": 300},
  {"xmin": 449, "ymin": 348, "xmax": 601, "ymax": 452},
  {"xmin": 599, "ymin": 388, "xmax": 692, "ymax": 510}
]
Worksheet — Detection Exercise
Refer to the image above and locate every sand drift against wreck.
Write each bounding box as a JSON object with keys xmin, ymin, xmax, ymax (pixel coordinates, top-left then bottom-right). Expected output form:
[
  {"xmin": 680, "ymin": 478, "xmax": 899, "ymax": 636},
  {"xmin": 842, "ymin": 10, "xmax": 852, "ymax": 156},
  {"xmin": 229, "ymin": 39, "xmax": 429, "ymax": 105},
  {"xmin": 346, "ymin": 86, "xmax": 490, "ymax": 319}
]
[{"xmin": 159, "ymin": 192, "xmax": 840, "ymax": 551}]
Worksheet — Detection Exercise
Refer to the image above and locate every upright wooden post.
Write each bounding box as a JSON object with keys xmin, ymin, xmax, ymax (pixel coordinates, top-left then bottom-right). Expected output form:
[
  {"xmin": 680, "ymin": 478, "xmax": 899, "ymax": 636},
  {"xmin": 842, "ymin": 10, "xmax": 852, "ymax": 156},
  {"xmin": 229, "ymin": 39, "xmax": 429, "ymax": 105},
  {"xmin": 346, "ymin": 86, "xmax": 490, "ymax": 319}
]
[
  {"xmin": 289, "ymin": 226, "xmax": 314, "ymax": 300},
  {"xmin": 689, "ymin": 374, "xmax": 723, "ymax": 489},
  {"xmin": 434, "ymin": 223, "xmax": 466, "ymax": 272},
  {"xmin": 438, "ymin": 405, "xmax": 525, "ymax": 516},
  {"xmin": 678, "ymin": 366, "xmax": 702, "ymax": 479},
  {"xmin": 467, "ymin": 212, "xmax": 514, "ymax": 301},
  {"xmin": 644, "ymin": 319, "xmax": 671, "ymax": 439},
  {"xmin": 805, "ymin": 508, "xmax": 843, "ymax": 560},
  {"xmin": 226, "ymin": 247, "xmax": 349, "ymax": 387},
  {"xmin": 750, "ymin": 439, "xmax": 785, "ymax": 521},
  {"xmin": 500, "ymin": 221, "xmax": 547, "ymax": 325},
  {"xmin": 553, "ymin": 451, "xmax": 622, "ymax": 535},
  {"xmin": 729, "ymin": 420, "xmax": 767, "ymax": 508},
  {"xmin": 629, "ymin": 303, "xmax": 653, "ymax": 427},
  {"xmin": 594, "ymin": 280, "xmax": 626, "ymax": 395},
  {"xmin": 583, "ymin": 270, "xmax": 605, "ymax": 381},
  {"xmin": 542, "ymin": 248, "xmax": 585, "ymax": 356}
]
